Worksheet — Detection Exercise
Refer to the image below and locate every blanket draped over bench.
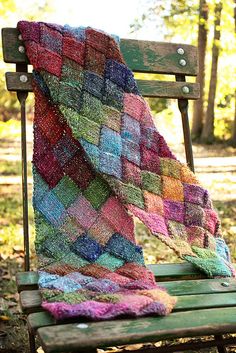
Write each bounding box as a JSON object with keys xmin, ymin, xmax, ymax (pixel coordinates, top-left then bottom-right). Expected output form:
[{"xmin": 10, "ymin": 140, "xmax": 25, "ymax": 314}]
[{"xmin": 18, "ymin": 20, "xmax": 235, "ymax": 321}]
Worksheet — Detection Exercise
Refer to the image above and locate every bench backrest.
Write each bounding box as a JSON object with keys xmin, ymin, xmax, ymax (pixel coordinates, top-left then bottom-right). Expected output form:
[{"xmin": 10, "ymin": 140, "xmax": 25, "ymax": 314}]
[{"xmin": 1, "ymin": 27, "xmax": 199, "ymax": 271}]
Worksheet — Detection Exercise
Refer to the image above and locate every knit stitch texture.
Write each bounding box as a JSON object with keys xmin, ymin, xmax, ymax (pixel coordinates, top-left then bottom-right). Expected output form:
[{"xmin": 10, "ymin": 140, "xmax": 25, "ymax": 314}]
[{"xmin": 18, "ymin": 20, "xmax": 235, "ymax": 321}]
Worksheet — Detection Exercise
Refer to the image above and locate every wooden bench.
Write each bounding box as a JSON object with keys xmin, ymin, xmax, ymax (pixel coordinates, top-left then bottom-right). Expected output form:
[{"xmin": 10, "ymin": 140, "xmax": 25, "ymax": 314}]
[{"xmin": 2, "ymin": 27, "xmax": 236, "ymax": 353}]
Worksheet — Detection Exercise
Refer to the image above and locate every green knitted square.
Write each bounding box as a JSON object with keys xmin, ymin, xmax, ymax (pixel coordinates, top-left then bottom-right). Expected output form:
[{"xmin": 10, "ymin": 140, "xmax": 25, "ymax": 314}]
[
  {"xmin": 122, "ymin": 183, "xmax": 145, "ymax": 209},
  {"xmin": 141, "ymin": 171, "xmax": 162, "ymax": 195},
  {"xmin": 49, "ymin": 292, "xmax": 88, "ymax": 304},
  {"xmin": 95, "ymin": 253, "xmax": 124, "ymax": 271},
  {"xmin": 53, "ymin": 176, "xmax": 80, "ymax": 208},
  {"xmin": 160, "ymin": 158, "xmax": 181, "ymax": 179},
  {"xmin": 80, "ymin": 92, "xmax": 106, "ymax": 124},
  {"xmin": 103, "ymin": 105, "xmax": 121, "ymax": 132},
  {"xmin": 60, "ymin": 105, "xmax": 101, "ymax": 145},
  {"xmin": 83, "ymin": 176, "xmax": 110, "ymax": 210},
  {"xmin": 61, "ymin": 64, "xmax": 84, "ymax": 89},
  {"xmin": 62, "ymin": 252, "xmax": 89, "ymax": 268},
  {"xmin": 34, "ymin": 211, "xmax": 57, "ymax": 251},
  {"xmin": 41, "ymin": 71, "xmax": 59, "ymax": 103}
]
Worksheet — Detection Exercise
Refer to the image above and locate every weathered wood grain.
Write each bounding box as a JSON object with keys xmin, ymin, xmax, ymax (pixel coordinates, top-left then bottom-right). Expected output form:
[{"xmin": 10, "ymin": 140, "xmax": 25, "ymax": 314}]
[
  {"xmin": 20, "ymin": 290, "xmax": 42, "ymax": 314},
  {"xmin": 5, "ymin": 72, "xmax": 200, "ymax": 99},
  {"xmin": 16, "ymin": 271, "xmax": 39, "ymax": 292},
  {"xmin": 37, "ymin": 307, "xmax": 236, "ymax": 352},
  {"xmin": 2, "ymin": 28, "xmax": 198, "ymax": 76}
]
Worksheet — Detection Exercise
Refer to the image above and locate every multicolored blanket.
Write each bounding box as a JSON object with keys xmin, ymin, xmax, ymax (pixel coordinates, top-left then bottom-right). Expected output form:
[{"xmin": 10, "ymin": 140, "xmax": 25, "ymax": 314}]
[{"xmin": 18, "ymin": 20, "xmax": 235, "ymax": 321}]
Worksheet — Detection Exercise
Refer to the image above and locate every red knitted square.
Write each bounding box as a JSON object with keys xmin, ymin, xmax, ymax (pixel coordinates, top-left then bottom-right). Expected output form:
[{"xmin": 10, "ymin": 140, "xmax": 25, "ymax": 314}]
[
  {"xmin": 37, "ymin": 48, "xmax": 62, "ymax": 77},
  {"xmin": 124, "ymin": 93, "xmax": 145, "ymax": 121},
  {"xmin": 63, "ymin": 37, "xmax": 85, "ymax": 66},
  {"xmin": 39, "ymin": 108, "xmax": 64, "ymax": 145},
  {"xmin": 34, "ymin": 150, "xmax": 64, "ymax": 188},
  {"xmin": 85, "ymin": 44, "xmax": 106, "ymax": 76},
  {"xmin": 122, "ymin": 158, "xmax": 142, "ymax": 186},
  {"xmin": 107, "ymin": 37, "xmax": 125, "ymax": 63},
  {"xmin": 140, "ymin": 144, "xmax": 161, "ymax": 174},
  {"xmin": 63, "ymin": 154, "xmax": 95, "ymax": 190},
  {"xmin": 86, "ymin": 28, "xmax": 109, "ymax": 54}
]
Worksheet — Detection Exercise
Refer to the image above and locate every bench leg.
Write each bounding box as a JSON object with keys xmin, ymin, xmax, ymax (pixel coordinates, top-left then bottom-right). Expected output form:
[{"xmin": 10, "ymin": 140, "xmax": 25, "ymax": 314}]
[
  {"xmin": 215, "ymin": 335, "xmax": 227, "ymax": 353},
  {"xmin": 28, "ymin": 329, "xmax": 37, "ymax": 353}
]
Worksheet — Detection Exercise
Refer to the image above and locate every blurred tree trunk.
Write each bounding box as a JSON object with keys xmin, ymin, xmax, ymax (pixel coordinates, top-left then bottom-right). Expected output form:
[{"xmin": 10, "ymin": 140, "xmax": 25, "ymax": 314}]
[
  {"xmin": 201, "ymin": 1, "xmax": 223, "ymax": 143},
  {"xmin": 232, "ymin": 0, "xmax": 236, "ymax": 146},
  {"xmin": 191, "ymin": 0, "xmax": 209, "ymax": 140}
]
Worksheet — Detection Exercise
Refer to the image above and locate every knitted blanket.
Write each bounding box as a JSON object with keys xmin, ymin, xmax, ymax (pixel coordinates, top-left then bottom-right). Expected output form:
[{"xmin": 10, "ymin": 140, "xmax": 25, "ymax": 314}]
[{"xmin": 18, "ymin": 20, "xmax": 235, "ymax": 321}]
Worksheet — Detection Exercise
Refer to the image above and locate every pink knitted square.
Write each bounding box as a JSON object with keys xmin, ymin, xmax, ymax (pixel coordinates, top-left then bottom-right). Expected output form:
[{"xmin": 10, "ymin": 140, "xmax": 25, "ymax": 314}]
[
  {"xmin": 128, "ymin": 205, "xmax": 168, "ymax": 236},
  {"xmin": 68, "ymin": 195, "xmax": 98, "ymax": 229},
  {"xmin": 143, "ymin": 191, "xmax": 164, "ymax": 215},
  {"xmin": 204, "ymin": 209, "xmax": 218, "ymax": 234},
  {"xmin": 122, "ymin": 158, "xmax": 142, "ymax": 186},
  {"xmin": 124, "ymin": 93, "xmax": 145, "ymax": 121},
  {"xmin": 101, "ymin": 196, "xmax": 135, "ymax": 243}
]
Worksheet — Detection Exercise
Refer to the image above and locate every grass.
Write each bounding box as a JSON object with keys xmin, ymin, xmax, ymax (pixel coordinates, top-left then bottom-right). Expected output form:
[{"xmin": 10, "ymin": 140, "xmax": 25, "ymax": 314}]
[{"xmin": 0, "ymin": 119, "xmax": 236, "ymax": 353}]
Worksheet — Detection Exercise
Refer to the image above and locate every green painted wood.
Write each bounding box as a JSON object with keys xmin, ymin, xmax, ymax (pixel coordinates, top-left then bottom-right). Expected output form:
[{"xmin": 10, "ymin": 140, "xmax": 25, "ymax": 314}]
[
  {"xmin": 1, "ymin": 28, "xmax": 29, "ymax": 64},
  {"xmin": 137, "ymin": 80, "xmax": 200, "ymax": 99},
  {"xmin": 2, "ymin": 28, "xmax": 198, "ymax": 76},
  {"xmin": 28, "ymin": 312, "xmax": 55, "ymax": 333},
  {"xmin": 5, "ymin": 71, "xmax": 200, "ymax": 100},
  {"xmin": 37, "ymin": 307, "xmax": 236, "ymax": 353},
  {"xmin": 163, "ymin": 277, "xmax": 236, "ymax": 296},
  {"xmin": 16, "ymin": 271, "xmax": 39, "ymax": 292},
  {"xmin": 20, "ymin": 290, "xmax": 42, "ymax": 314},
  {"xmin": 120, "ymin": 39, "xmax": 198, "ymax": 76}
]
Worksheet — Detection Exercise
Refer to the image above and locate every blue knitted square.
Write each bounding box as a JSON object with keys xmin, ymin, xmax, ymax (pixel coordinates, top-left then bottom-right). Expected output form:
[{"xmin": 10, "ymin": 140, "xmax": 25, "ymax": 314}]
[
  {"xmin": 99, "ymin": 152, "xmax": 122, "ymax": 179},
  {"xmin": 100, "ymin": 126, "xmax": 122, "ymax": 157},
  {"xmin": 105, "ymin": 233, "xmax": 144, "ymax": 264},
  {"xmin": 33, "ymin": 167, "xmax": 49, "ymax": 205},
  {"xmin": 54, "ymin": 134, "xmax": 79, "ymax": 167},
  {"xmin": 121, "ymin": 113, "xmax": 141, "ymax": 143},
  {"xmin": 83, "ymin": 71, "xmax": 104, "ymax": 99},
  {"xmin": 80, "ymin": 138, "xmax": 100, "ymax": 168},
  {"xmin": 72, "ymin": 234, "xmax": 103, "ymax": 262},
  {"xmin": 36, "ymin": 191, "xmax": 66, "ymax": 226},
  {"xmin": 105, "ymin": 59, "xmax": 127, "ymax": 89},
  {"xmin": 103, "ymin": 79, "xmax": 124, "ymax": 111},
  {"xmin": 122, "ymin": 139, "xmax": 140, "ymax": 166}
]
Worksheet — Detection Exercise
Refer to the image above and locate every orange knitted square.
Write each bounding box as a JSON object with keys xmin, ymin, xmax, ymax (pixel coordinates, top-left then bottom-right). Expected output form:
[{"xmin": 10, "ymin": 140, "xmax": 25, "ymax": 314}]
[
  {"xmin": 162, "ymin": 176, "xmax": 184, "ymax": 202},
  {"xmin": 143, "ymin": 191, "xmax": 164, "ymax": 215}
]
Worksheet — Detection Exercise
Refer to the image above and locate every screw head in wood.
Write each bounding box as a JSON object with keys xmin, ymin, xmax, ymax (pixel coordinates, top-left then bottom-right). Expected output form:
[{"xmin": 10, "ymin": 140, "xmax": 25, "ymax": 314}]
[
  {"xmin": 18, "ymin": 45, "xmax": 25, "ymax": 53},
  {"xmin": 77, "ymin": 323, "xmax": 88, "ymax": 329},
  {"xmin": 221, "ymin": 282, "xmax": 229, "ymax": 287},
  {"xmin": 179, "ymin": 59, "xmax": 187, "ymax": 66},
  {"xmin": 177, "ymin": 47, "xmax": 185, "ymax": 55},
  {"xmin": 182, "ymin": 86, "xmax": 190, "ymax": 94},
  {"xmin": 19, "ymin": 75, "xmax": 28, "ymax": 83},
  {"xmin": 18, "ymin": 34, "xmax": 23, "ymax": 40}
]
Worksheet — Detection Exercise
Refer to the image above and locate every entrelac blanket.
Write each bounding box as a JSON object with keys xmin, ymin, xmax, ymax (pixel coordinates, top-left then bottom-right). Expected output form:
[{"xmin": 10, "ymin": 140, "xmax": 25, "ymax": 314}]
[{"xmin": 18, "ymin": 20, "xmax": 235, "ymax": 321}]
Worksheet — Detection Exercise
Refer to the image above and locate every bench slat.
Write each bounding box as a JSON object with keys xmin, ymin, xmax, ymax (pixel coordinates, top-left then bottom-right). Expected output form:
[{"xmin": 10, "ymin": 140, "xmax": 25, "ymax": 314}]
[
  {"xmin": 2, "ymin": 28, "xmax": 198, "ymax": 76},
  {"xmin": 20, "ymin": 277, "xmax": 236, "ymax": 314},
  {"xmin": 27, "ymin": 291, "xmax": 236, "ymax": 334},
  {"xmin": 16, "ymin": 263, "xmax": 206, "ymax": 293},
  {"xmin": 5, "ymin": 72, "xmax": 200, "ymax": 99},
  {"xmin": 37, "ymin": 307, "xmax": 236, "ymax": 353}
]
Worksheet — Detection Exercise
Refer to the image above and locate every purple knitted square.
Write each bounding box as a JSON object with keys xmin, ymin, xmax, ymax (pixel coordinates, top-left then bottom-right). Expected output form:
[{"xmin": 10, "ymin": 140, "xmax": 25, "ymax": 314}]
[
  {"xmin": 83, "ymin": 71, "xmax": 104, "ymax": 99},
  {"xmin": 68, "ymin": 194, "xmax": 98, "ymax": 229},
  {"xmin": 40, "ymin": 23, "xmax": 63, "ymax": 55},
  {"xmin": 105, "ymin": 59, "xmax": 128, "ymax": 89},
  {"xmin": 121, "ymin": 113, "xmax": 141, "ymax": 144},
  {"xmin": 122, "ymin": 139, "xmax": 140, "ymax": 166},
  {"xmin": 164, "ymin": 200, "xmax": 184, "ymax": 223},
  {"xmin": 99, "ymin": 152, "xmax": 122, "ymax": 179},
  {"xmin": 185, "ymin": 202, "xmax": 205, "ymax": 227},
  {"xmin": 184, "ymin": 183, "xmax": 205, "ymax": 206}
]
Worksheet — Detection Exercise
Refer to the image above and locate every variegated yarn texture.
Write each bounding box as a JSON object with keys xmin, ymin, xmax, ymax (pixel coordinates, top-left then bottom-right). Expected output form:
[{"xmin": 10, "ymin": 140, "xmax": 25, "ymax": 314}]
[{"xmin": 18, "ymin": 20, "xmax": 235, "ymax": 321}]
